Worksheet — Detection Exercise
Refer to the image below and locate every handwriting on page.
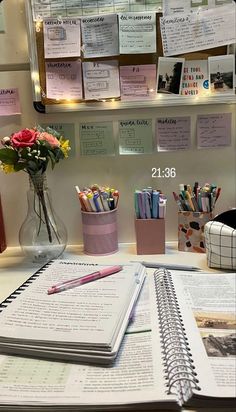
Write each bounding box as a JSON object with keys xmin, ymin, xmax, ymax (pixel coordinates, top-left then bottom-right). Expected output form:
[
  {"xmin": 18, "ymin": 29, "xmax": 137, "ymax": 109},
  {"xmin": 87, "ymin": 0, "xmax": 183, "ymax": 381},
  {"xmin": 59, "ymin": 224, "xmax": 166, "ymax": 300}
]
[
  {"xmin": 81, "ymin": 14, "xmax": 119, "ymax": 58},
  {"xmin": 197, "ymin": 113, "xmax": 232, "ymax": 148},
  {"xmin": 79, "ymin": 122, "xmax": 115, "ymax": 156},
  {"xmin": 156, "ymin": 116, "xmax": 191, "ymax": 151},
  {"xmin": 119, "ymin": 119, "xmax": 153, "ymax": 154},
  {"xmin": 0, "ymin": 89, "xmax": 21, "ymax": 116},
  {"xmin": 160, "ymin": 5, "xmax": 236, "ymax": 56}
]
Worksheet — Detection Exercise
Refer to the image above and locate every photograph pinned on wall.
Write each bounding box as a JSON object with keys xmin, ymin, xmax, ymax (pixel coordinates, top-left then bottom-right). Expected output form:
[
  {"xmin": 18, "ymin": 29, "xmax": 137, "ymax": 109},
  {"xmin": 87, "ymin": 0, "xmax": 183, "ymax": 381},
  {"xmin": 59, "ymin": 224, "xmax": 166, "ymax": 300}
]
[
  {"xmin": 208, "ymin": 54, "xmax": 235, "ymax": 94},
  {"xmin": 157, "ymin": 57, "xmax": 185, "ymax": 95},
  {"xmin": 227, "ymin": 43, "xmax": 236, "ymax": 92}
]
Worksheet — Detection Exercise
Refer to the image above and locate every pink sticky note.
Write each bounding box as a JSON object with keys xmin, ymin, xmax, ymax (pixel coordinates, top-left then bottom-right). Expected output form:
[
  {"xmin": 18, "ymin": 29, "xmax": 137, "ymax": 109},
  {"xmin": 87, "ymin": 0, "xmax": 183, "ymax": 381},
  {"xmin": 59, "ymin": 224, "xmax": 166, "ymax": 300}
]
[{"xmin": 0, "ymin": 88, "xmax": 21, "ymax": 116}]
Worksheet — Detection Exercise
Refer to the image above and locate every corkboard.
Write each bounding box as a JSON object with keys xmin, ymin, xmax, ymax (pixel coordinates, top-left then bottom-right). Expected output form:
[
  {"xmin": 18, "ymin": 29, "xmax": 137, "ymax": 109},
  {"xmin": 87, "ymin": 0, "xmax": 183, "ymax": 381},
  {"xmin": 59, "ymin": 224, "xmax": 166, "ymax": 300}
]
[{"xmin": 35, "ymin": 14, "xmax": 227, "ymax": 107}]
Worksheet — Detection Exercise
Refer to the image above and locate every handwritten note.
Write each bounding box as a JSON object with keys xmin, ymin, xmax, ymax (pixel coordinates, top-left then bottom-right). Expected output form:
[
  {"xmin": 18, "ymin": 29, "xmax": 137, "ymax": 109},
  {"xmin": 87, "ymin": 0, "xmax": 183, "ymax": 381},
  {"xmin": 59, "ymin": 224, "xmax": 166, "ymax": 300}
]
[
  {"xmin": 81, "ymin": 14, "xmax": 119, "ymax": 58},
  {"xmin": 43, "ymin": 18, "xmax": 81, "ymax": 58},
  {"xmin": 120, "ymin": 65, "xmax": 156, "ymax": 100},
  {"xmin": 0, "ymin": 89, "xmax": 21, "ymax": 116},
  {"xmin": 119, "ymin": 13, "xmax": 156, "ymax": 54},
  {"xmin": 79, "ymin": 122, "xmax": 115, "ymax": 156},
  {"xmin": 45, "ymin": 60, "xmax": 83, "ymax": 100},
  {"xmin": 182, "ymin": 60, "xmax": 209, "ymax": 96},
  {"xmin": 119, "ymin": 119, "xmax": 153, "ymax": 155},
  {"xmin": 160, "ymin": 4, "xmax": 236, "ymax": 56},
  {"xmin": 156, "ymin": 117, "xmax": 191, "ymax": 151},
  {"xmin": 83, "ymin": 60, "xmax": 120, "ymax": 100},
  {"xmin": 197, "ymin": 113, "xmax": 232, "ymax": 148},
  {"xmin": 41, "ymin": 123, "xmax": 76, "ymax": 157}
]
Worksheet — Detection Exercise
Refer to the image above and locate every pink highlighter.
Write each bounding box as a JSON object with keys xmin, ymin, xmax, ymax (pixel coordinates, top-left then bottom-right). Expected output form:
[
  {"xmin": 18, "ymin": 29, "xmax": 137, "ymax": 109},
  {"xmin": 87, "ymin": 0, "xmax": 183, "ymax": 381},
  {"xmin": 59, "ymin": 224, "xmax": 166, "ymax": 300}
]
[{"xmin": 47, "ymin": 265, "xmax": 123, "ymax": 295}]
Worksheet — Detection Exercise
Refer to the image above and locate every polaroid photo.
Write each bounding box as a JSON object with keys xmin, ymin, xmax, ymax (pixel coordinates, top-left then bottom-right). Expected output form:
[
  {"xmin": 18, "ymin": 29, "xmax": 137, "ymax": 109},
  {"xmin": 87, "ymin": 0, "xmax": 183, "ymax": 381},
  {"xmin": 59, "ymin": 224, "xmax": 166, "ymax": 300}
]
[
  {"xmin": 157, "ymin": 57, "xmax": 185, "ymax": 95},
  {"xmin": 208, "ymin": 54, "xmax": 235, "ymax": 94}
]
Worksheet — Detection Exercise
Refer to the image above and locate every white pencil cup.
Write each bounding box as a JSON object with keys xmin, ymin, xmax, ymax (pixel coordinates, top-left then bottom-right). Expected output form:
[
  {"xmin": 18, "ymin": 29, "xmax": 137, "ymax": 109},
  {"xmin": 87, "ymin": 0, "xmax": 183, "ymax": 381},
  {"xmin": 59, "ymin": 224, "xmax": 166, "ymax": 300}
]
[{"xmin": 81, "ymin": 209, "xmax": 118, "ymax": 255}]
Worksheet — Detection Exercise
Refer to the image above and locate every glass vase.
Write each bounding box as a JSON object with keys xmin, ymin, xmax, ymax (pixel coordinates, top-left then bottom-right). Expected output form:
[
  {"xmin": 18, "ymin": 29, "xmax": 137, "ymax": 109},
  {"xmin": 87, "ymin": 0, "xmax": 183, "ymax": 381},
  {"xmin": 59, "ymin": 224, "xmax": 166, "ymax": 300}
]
[{"xmin": 19, "ymin": 173, "xmax": 67, "ymax": 262}]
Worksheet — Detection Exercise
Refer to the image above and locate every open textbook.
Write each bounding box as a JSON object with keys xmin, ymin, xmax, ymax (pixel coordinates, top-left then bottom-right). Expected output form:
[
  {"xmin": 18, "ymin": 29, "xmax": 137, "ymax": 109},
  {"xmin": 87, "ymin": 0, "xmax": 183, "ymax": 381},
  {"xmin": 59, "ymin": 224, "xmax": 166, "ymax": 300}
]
[
  {"xmin": 0, "ymin": 260, "xmax": 146, "ymax": 364},
  {"xmin": 0, "ymin": 269, "xmax": 235, "ymax": 410}
]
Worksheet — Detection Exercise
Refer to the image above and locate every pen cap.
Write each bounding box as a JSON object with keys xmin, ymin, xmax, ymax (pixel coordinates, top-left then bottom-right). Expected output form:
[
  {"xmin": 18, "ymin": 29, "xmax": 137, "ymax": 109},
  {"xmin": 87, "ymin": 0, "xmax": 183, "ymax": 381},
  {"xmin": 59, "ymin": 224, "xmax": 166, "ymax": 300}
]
[{"xmin": 81, "ymin": 209, "xmax": 118, "ymax": 256}]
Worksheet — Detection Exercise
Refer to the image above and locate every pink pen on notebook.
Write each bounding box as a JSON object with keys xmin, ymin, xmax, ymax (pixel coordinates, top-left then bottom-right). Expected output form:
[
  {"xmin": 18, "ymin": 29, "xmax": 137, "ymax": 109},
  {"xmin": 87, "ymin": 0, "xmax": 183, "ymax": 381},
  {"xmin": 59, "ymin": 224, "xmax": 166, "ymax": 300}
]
[{"xmin": 47, "ymin": 265, "xmax": 123, "ymax": 295}]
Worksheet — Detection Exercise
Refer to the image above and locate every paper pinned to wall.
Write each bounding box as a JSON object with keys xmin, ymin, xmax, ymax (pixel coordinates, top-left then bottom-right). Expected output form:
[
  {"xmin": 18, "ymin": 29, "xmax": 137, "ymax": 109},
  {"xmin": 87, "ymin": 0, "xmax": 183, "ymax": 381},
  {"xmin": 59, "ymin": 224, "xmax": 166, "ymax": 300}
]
[
  {"xmin": 0, "ymin": 89, "xmax": 21, "ymax": 116},
  {"xmin": 160, "ymin": 4, "xmax": 236, "ymax": 56},
  {"xmin": 82, "ymin": 60, "xmax": 120, "ymax": 100},
  {"xmin": 156, "ymin": 116, "xmax": 191, "ymax": 151},
  {"xmin": 181, "ymin": 60, "xmax": 209, "ymax": 96},
  {"xmin": 120, "ymin": 65, "xmax": 157, "ymax": 100},
  {"xmin": 31, "ymin": 0, "xmax": 163, "ymax": 19},
  {"xmin": 79, "ymin": 122, "xmax": 115, "ymax": 156},
  {"xmin": 119, "ymin": 119, "xmax": 153, "ymax": 155},
  {"xmin": 162, "ymin": 0, "xmax": 233, "ymax": 15},
  {"xmin": 197, "ymin": 113, "xmax": 232, "ymax": 148},
  {"xmin": 45, "ymin": 60, "xmax": 83, "ymax": 100},
  {"xmin": 43, "ymin": 18, "xmax": 81, "ymax": 58},
  {"xmin": 81, "ymin": 14, "xmax": 119, "ymax": 58},
  {"xmin": 118, "ymin": 12, "xmax": 156, "ymax": 54}
]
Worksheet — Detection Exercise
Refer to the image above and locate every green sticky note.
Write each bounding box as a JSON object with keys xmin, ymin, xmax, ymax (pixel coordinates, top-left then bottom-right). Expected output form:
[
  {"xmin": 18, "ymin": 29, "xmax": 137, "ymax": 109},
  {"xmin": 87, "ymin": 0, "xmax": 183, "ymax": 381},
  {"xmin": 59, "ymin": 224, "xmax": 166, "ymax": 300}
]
[
  {"xmin": 79, "ymin": 122, "xmax": 115, "ymax": 156},
  {"xmin": 119, "ymin": 119, "xmax": 153, "ymax": 155},
  {"xmin": 41, "ymin": 123, "xmax": 75, "ymax": 157},
  {"xmin": 0, "ymin": 4, "xmax": 5, "ymax": 32}
]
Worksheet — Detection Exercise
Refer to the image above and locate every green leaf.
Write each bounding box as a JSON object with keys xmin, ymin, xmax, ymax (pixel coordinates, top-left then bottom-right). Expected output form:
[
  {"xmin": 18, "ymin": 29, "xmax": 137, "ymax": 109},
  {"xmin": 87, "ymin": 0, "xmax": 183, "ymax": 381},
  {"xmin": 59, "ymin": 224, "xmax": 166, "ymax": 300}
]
[
  {"xmin": 0, "ymin": 148, "xmax": 18, "ymax": 164},
  {"xmin": 14, "ymin": 162, "xmax": 26, "ymax": 172}
]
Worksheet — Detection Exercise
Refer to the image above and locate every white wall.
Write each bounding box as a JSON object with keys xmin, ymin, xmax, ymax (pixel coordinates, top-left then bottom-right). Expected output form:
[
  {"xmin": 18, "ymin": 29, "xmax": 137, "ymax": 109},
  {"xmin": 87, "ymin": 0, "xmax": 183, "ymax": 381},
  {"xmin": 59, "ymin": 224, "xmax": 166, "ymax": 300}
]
[{"xmin": 0, "ymin": 0, "xmax": 235, "ymax": 247}]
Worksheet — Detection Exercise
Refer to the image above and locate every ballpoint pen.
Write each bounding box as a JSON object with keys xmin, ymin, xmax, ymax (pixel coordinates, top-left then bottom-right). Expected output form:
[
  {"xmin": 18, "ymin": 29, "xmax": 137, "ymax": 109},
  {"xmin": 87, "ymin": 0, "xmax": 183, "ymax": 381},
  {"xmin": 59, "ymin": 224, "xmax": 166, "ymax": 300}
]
[
  {"xmin": 47, "ymin": 265, "xmax": 123, "ymax": 295},
  {"xmin": 132, "ymin": 261, "xmax": 201, "ymax": 271}
]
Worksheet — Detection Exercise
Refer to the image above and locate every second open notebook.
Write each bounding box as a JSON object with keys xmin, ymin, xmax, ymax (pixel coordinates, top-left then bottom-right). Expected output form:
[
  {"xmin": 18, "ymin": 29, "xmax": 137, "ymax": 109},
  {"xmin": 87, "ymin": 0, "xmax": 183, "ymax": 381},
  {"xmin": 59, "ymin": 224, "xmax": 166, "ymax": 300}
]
[{"xmin": 0, "ymin": 260, "xmax": 146, "ymax": 364}]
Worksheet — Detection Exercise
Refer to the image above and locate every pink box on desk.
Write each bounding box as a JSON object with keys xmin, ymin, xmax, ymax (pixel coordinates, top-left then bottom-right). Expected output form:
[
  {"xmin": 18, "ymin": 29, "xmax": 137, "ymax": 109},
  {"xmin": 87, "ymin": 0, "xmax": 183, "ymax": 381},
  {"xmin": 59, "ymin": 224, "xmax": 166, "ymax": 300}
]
[{"xmin": 135, "ymin": 218, "xmax": 165, "ymax": 255}]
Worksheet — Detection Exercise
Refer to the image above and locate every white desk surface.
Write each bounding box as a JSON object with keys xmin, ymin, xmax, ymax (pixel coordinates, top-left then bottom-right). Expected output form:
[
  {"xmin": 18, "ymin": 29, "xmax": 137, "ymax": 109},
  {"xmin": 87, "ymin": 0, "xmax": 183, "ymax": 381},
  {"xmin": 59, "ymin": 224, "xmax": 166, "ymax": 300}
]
[
  {"xmin": 0, "ymin": 242, "xmax": 213, "ymax": 302},
  {"xmin": 0, "ymin": 244, "xmax": 234, "ymax": 412}
]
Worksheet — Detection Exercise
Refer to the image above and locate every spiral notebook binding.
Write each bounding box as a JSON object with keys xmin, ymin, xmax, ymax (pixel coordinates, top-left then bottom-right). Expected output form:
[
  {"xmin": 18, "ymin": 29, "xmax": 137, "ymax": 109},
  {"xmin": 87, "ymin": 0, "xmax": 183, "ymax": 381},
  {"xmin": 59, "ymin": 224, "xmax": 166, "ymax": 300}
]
[
  {"xmin": 0, "ymin": 261, "xmax": 52, "ymax": 313},
  {"xmin": 154, "ymin": 268, "xmax": 201, "ymax": 406}
]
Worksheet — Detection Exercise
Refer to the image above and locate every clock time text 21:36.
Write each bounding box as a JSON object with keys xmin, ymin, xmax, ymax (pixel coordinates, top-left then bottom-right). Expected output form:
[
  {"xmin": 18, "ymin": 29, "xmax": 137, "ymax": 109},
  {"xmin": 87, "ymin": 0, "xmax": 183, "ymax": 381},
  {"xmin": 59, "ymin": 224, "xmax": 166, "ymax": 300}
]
[{"xmin": 152, "ymin": 168, "xmax": 176, "ymax": 178}]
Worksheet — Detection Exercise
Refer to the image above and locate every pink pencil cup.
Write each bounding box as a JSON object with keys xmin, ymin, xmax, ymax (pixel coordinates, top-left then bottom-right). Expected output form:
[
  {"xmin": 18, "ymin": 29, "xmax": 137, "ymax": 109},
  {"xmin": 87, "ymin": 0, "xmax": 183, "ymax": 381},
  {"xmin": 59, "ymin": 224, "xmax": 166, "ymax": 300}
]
[
  {"xmin": 81, "ymin": 209, "xmax": 118, "ymax": 255},
  {"xmin": 135, "ymin": 218, "xmax": 165, "ymax": 255}
]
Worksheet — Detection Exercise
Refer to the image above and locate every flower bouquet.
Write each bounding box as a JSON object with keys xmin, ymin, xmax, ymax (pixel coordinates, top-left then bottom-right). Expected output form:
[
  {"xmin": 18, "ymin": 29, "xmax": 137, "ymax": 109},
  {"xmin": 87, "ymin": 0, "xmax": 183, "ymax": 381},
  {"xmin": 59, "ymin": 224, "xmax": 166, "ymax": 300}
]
[{"xmin": 0, "ymin": 126, "xmax": 70, "ymax": 261}]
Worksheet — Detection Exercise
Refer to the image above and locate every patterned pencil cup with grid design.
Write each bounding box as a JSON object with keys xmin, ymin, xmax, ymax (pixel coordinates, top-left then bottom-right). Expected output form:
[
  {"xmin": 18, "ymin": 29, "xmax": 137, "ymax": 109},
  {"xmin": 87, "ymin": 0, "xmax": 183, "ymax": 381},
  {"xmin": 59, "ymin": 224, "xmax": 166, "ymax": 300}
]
[
  {"xmin": 81, "ymin": 209, "xmax": 118, "ymax": 255},
  {"xmin": 178, "ymin": 211, "xmax": 213, "ymax": 253}
]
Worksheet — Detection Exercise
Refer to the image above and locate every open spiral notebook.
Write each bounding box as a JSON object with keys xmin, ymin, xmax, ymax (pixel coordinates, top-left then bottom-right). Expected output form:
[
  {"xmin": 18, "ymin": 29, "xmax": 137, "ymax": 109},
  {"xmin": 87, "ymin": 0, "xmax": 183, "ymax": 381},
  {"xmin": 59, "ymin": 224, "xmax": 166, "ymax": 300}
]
[{"xmin": 0, "ymin": 264, "xmax": 235, "ymax": 411}]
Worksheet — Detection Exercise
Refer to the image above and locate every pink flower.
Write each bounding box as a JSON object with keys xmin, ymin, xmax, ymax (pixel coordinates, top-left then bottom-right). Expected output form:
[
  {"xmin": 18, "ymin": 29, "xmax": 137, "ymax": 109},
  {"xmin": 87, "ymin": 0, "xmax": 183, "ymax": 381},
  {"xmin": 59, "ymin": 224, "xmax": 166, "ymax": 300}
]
[
  {"xmin": 11, "ymin": 129, "xmax": 38, "ymax": 148},
  {"xmin": 38, "ymin": 132, "xmax": 60, "ymax": 148}
]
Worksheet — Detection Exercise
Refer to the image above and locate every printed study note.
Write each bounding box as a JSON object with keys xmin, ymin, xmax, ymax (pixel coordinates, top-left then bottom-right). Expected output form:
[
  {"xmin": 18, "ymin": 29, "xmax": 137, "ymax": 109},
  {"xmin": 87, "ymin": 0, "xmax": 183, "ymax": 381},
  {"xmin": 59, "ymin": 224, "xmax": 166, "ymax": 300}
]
[
  {"xmin": 43, "ymin": 18, "xmax": 81, "ymax": 58},
  {"xmin": 81, "ymin": 14, "xmax": 119, "ymax": 58}
]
